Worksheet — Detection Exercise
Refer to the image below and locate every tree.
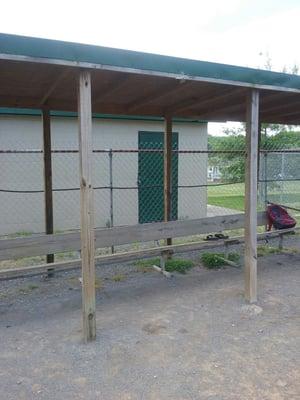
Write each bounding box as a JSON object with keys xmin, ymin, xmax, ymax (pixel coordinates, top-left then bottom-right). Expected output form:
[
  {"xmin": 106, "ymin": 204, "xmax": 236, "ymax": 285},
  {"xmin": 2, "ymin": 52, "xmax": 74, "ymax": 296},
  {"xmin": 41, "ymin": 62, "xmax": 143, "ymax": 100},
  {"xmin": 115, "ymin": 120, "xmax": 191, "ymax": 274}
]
[{"xmin": 208, "ymin": 129, "xmax": 300, "ymax": 183}]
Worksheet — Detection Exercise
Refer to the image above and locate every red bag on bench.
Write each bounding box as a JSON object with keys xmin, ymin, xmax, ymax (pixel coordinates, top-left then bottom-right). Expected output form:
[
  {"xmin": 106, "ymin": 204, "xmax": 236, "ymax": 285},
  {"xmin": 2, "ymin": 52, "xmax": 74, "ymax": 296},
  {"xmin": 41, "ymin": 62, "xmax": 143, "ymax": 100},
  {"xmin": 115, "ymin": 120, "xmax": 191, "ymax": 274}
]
[{"xmin": 267, "ymin": 203, "xmax": 296, "ymax": 231}]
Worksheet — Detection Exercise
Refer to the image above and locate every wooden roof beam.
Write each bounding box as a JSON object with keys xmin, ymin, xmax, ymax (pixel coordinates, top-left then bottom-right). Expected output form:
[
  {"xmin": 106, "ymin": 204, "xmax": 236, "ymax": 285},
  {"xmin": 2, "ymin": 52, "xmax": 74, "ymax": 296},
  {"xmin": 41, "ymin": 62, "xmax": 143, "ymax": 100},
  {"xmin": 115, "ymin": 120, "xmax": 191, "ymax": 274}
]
[
  {"xmin": 185, "ymin": 97, "xmax": 245, "ymax": 120},
  {"xmin": 260, "ymin": 99, "xmax": 300, "ymax": 115},
  {"xmin": 93, "ymin": 74, "xmax": 131, "ymax": 104},
  {"xmin": 39, "ymin": 68, "xmax": 72, "ymax": 106},
  {"xmin": 166, "ymin": 87, "xmax": 245, "ymax": 115},
  {"xmin": 127, "ymin": 80, "xmax": 193, "ymax": 113},
  {"xmin": 261, "ymin": 116, "xmax": 300, "ymax": 125},
  {"xmin": 263, "ymin": 109, "xmax": 300, "ymax": 119}
]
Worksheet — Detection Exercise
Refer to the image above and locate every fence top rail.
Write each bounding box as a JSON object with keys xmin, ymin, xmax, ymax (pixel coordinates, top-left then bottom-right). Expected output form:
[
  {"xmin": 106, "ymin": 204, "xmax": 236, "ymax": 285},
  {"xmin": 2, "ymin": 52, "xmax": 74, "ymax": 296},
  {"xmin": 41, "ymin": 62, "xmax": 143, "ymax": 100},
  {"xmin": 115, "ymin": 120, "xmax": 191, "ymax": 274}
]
[
  {"xmin": 0, "ymin": 149, "xmax": 246, "ymax": 154},
  {"xmin": 2, "ymin": 148, "xmax": 300, "ymax": 154}
]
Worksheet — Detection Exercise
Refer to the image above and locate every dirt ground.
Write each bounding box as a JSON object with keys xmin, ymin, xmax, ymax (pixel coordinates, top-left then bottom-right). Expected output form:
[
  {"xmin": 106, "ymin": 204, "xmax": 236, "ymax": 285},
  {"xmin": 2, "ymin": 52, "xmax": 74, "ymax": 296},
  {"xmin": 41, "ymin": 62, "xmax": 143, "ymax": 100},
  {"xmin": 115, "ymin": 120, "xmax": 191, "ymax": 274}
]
[{"xmin": 0, "ymin": 241, "xmax": 299, "ymax": 400}]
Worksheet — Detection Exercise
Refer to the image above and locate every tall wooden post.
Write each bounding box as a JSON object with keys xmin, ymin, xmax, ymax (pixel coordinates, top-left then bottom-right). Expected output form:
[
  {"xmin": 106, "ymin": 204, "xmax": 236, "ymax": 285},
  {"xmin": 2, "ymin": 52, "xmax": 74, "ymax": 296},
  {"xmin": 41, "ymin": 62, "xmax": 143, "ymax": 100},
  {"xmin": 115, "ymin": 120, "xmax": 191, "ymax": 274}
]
[
  {"xmin": 164, "ymin": 116, "xmax": 172, "ymax": 246},
  {"xmin": 42, "ymin": 108, "xmax": 54, "ymax": 276},
  {"xmin": 245, "ymin": 89, "xmax": 259, "ymax": 303},
  {"xmin": 78, "ymin": 70, "xmax": 96, "ymax": 342}
]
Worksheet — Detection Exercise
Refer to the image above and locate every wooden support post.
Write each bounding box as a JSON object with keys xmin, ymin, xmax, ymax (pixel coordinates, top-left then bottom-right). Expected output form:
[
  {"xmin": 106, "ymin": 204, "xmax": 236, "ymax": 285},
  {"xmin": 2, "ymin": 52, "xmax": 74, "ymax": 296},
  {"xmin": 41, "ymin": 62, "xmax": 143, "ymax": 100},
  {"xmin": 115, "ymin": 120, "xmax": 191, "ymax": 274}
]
[
  {"xmin": 245, "ymin": 89, "xmax": 259, "ymax": 303},
  {"xmin": 42, "ymin": 109, "xmax": 54, "ymax": 276},
  {"xmin": 164, "ymin": 116, "xmax": 172, "ymax": 247},
  {"xmin": 78, "ymin": 70, "xmax": 96, "ymax": 342}
]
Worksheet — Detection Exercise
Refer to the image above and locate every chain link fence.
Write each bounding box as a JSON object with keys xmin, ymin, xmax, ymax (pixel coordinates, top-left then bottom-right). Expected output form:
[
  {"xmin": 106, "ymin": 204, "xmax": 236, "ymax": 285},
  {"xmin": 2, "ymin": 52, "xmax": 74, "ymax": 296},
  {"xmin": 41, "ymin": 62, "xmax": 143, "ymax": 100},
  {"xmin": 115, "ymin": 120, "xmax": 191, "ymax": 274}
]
[
  {"xmin": 207, "ymin": 134, "xmax": 246, "ymax": 214},
  {"xmin": 1, "ymin": 128, "xmax": 299, "ymax": 240},
  {"xmin": 258, "ymin": 130, "xmax": 300, "ymax": 223},
  {"xmin": 0, "ymin": 143, "xmax": 209, "ymax": 237}
]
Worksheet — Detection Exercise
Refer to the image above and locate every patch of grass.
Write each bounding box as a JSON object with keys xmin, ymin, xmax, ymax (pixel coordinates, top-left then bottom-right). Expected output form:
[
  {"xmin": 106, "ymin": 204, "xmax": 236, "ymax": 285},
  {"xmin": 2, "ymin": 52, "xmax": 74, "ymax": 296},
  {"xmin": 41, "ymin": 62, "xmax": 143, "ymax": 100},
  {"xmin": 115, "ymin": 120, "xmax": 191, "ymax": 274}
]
[
  {"xmin": 258, "ymin": 244, "xmax": 300, "ymax": 257},
  {"xmin": 257, "ymin": 244, "xmax": 299, "ymax": 257},
  {"xmin": 257, "ymin": 245, "xmax": 282, "ymax": 257},
  {"xmin": 136, "ymin": 263, "xmax": 152, "ymax": 273},
  {"xmin": 19, "ymin": 284, "xmax": 39, "ymax": 294},
  {"xmin": 69, "ymin": 276, "xmax": 103, "ymax": 290},
  {"xmin": 201, "ymin": 252, "xmax": 240, "ymax": 269},
  {"xmin": 111, "ymin": 273, "xmax": 126, "ymax": 282},
  {"xmin": 207, "ymin": 183, "xmax": 245, "ymax": 211},
  {"xmin": 135, "ymin": 258, "xmax": 159, "ymax": 270},
  {"xmin": 207, "ymin": 195, "xmax": 245, "ymax": 211},
  {"xmin": 95, "ymin": 277, "xmax": 103, "ymax": 289},
  {"xmin": 8, "ymin": 231, "xmax": 33, "ymax": 238},
  {"xmin": 135, "ymin": 257, "xmax": 194, "ymax": 274},
  {"xmin": 164, "ymin": 258, "xmax": 194, "ymax": 274}
]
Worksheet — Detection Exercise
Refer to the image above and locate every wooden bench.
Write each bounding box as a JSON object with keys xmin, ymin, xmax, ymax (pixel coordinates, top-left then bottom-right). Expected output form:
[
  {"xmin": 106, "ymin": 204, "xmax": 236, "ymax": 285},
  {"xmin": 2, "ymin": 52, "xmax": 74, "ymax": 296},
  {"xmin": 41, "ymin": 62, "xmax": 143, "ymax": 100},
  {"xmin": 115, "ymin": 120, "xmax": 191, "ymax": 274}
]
[{"xmin": 0, "ymin": 211, "xmax": 296, "ymax": 280}]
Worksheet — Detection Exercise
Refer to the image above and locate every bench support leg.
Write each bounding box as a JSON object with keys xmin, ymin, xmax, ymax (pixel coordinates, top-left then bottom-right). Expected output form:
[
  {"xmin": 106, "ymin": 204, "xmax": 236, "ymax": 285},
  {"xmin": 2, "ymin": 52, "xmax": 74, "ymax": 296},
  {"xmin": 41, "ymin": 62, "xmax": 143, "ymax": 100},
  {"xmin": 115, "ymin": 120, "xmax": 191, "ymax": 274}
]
[{"xmin": 152, "ymin": 252, "xmax": 172, "ymax": 278}]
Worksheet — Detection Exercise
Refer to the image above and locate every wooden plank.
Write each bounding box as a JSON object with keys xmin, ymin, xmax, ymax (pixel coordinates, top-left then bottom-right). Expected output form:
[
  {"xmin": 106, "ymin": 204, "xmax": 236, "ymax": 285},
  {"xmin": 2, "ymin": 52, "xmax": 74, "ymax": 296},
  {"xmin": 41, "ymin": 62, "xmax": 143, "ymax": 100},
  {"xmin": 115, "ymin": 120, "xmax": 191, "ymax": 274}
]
[
  {"xmin": 245, "ymin": 89, "xmax": 259, "ymax": 303},
  {"xmin": 164, "ymin": 116, "xmax": 172, "ymax": 246},
  {"xmin": 0, "ymin": 212, "xmax": 267, "ymax": 261},
  {"xmin": 95, "ymin": 212, "xmax": 264, "ymax": 247},
  {"xmin": 0, "ymin": 232, "xmax": 80, "ymax": 261},
  {"xmin": 0, "ymin": 224, "xmax": 294, "ymax": 281},
  {"xmin": 42, "ymin": 109, "xmax": 54, "ymax": 273},
  {"xmin": 78, "ymin": 70, "xmax": 96, "ymax": 341}
]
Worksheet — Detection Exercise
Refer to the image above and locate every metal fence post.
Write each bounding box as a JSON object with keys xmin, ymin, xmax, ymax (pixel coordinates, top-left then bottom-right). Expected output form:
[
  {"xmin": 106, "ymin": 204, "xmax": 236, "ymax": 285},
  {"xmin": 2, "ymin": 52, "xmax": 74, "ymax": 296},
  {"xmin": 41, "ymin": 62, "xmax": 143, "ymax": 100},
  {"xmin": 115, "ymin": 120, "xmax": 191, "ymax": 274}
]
[
  {"xmin": 109, "ymin": 149, "xmax": 114, "ymax": 253},
  {"xmin": 280, "ymin": 152, "xmax": 285, "ymax": 203}
]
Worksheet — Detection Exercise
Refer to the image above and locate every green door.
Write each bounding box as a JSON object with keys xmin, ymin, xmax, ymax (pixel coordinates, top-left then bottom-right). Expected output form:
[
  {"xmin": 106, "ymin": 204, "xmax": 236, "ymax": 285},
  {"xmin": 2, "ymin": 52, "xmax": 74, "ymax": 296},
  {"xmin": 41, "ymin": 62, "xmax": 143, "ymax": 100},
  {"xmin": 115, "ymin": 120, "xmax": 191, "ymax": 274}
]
[{"xmin": 138, "ymin": 131, "xmax": 178, "ymax": 223}]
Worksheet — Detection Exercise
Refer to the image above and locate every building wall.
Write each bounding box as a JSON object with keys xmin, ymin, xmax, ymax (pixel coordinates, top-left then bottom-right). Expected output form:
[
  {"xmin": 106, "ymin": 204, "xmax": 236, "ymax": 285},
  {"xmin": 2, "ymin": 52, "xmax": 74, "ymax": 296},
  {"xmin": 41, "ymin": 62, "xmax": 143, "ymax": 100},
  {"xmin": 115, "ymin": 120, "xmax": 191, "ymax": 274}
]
[{"xmin": 0, "ymin": 115, "xmax": 207, "ymax": 235}]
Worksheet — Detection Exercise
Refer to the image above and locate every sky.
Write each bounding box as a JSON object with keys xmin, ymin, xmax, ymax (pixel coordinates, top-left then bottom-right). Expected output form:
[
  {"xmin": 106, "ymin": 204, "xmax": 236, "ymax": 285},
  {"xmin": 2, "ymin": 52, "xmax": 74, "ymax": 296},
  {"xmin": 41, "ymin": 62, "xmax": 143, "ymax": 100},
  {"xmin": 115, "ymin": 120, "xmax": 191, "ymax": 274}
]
[{"xmin": 1, "ymin": 0, "xmax": 300, "ymax": 135}]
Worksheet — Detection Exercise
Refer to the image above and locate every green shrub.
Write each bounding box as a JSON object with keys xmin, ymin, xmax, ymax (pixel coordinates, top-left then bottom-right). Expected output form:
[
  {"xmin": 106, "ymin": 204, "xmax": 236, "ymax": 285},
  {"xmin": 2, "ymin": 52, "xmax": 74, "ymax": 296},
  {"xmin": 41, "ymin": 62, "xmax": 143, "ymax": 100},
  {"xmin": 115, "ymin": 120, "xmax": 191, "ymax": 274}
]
[{"xmin": 201, "ymin": 252, "xmax": 240, "ymax": 269}]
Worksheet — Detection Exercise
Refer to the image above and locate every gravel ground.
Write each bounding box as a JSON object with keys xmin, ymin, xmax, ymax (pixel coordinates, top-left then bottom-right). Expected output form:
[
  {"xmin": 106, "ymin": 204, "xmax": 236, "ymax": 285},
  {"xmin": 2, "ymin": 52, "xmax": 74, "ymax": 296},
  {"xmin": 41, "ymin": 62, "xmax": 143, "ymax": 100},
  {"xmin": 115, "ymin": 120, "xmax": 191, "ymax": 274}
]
[{"xmin": 0, "ymin": 238, "xmax": 299, "ymax": 400}]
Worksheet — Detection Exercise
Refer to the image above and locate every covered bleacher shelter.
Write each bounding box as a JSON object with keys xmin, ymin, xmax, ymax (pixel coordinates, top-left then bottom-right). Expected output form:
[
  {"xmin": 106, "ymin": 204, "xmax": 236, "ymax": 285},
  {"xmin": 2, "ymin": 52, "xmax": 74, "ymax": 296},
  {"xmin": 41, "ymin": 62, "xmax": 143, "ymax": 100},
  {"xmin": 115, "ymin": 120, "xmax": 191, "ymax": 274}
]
[{"xmin": 0, "ymin": 33, "xmax": 300, "ymax": 341}]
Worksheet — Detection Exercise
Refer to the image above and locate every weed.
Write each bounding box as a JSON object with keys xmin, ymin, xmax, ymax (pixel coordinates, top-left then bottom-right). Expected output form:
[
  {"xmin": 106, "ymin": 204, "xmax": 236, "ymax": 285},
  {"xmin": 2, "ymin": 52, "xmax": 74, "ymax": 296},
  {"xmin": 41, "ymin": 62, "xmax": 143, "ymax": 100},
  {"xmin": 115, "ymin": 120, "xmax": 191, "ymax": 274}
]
[
  {"xmin": 257, "ymin": 245, "xmax": 281, "ymax": 257},
  {"xmin": 164, "ymin": 259, "xmax": 194, "ymax": 274},
  {"xmin": 8, "ymin": 231, "xmax": 33, "ymax": 238},
  {"xmin": 201, "ymin": 252, "xmax": 240, "ymax": 269},
  {"xmin": 95, "ymin": 277, "xmax": 103, "ymax": 289},
  {"xmin": 111, "ymin": 274, "xmax": 126, "ymax": 282},
  {"xmin": 257, "ymin": 244, "xmax": 299, "ymax": 257},
  {"xmin": 135, "ymin": 257, "xmax": 194, "ymax": 274},
  {"xmin": 19, "ymin": 284, "xmax": 39, "ymax": 294}
]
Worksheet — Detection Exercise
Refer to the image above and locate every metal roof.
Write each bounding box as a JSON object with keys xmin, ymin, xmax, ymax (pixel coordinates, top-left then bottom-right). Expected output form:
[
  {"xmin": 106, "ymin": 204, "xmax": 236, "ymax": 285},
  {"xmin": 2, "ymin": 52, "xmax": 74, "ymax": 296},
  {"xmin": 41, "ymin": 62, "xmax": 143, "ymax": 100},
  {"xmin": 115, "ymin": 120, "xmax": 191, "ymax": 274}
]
[
  {"xmin": 1, "ymin": 33, "xmax": 300, "ymax": 92},
  {"xmin": 0, "ymin": 33, "xmax": 300, "ymax": 124}
]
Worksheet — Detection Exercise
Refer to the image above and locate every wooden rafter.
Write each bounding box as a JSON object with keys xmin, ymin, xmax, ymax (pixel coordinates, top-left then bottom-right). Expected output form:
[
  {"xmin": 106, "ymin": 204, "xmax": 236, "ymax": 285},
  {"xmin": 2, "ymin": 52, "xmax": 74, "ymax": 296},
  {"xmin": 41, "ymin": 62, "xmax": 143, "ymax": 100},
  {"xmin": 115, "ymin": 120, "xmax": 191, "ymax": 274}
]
[
  {"xmin": 126, "ymin": 82, "xmax": 175, "ymax": 112},
  {"xmin": 260, "ymin": 100, "xmax": 300, "ymax": 117},
  {"xmin": 40, "ymin": 68, "xmax": 71, "ymax": 106},
  {"xmin": 166, "ymin": 87, "xmax": 245, "ymax": 115},
  {"xmin": 127, "ymin": 80, "xmax": 192, "ymax": 113},
  {"xmin": 93, "ymin": 74, "xmax": 130, "ymax": 104},
  {"xmin": 195, "ymin": 101, "xmax": 245, "ymax": 120}
]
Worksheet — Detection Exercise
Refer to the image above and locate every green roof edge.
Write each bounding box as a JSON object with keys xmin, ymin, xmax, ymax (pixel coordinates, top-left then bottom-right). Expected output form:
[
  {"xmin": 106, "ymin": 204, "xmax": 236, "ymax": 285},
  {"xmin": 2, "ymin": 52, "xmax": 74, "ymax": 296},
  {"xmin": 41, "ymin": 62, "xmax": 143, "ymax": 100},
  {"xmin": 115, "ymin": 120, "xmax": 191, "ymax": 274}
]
[
  {"xmin": 0, "ymin": 107, "xmax": 204, "ymax": 124},
  {"xmin": 0, "ymin": 33, "xmax": 300, "ymax": 91}
]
